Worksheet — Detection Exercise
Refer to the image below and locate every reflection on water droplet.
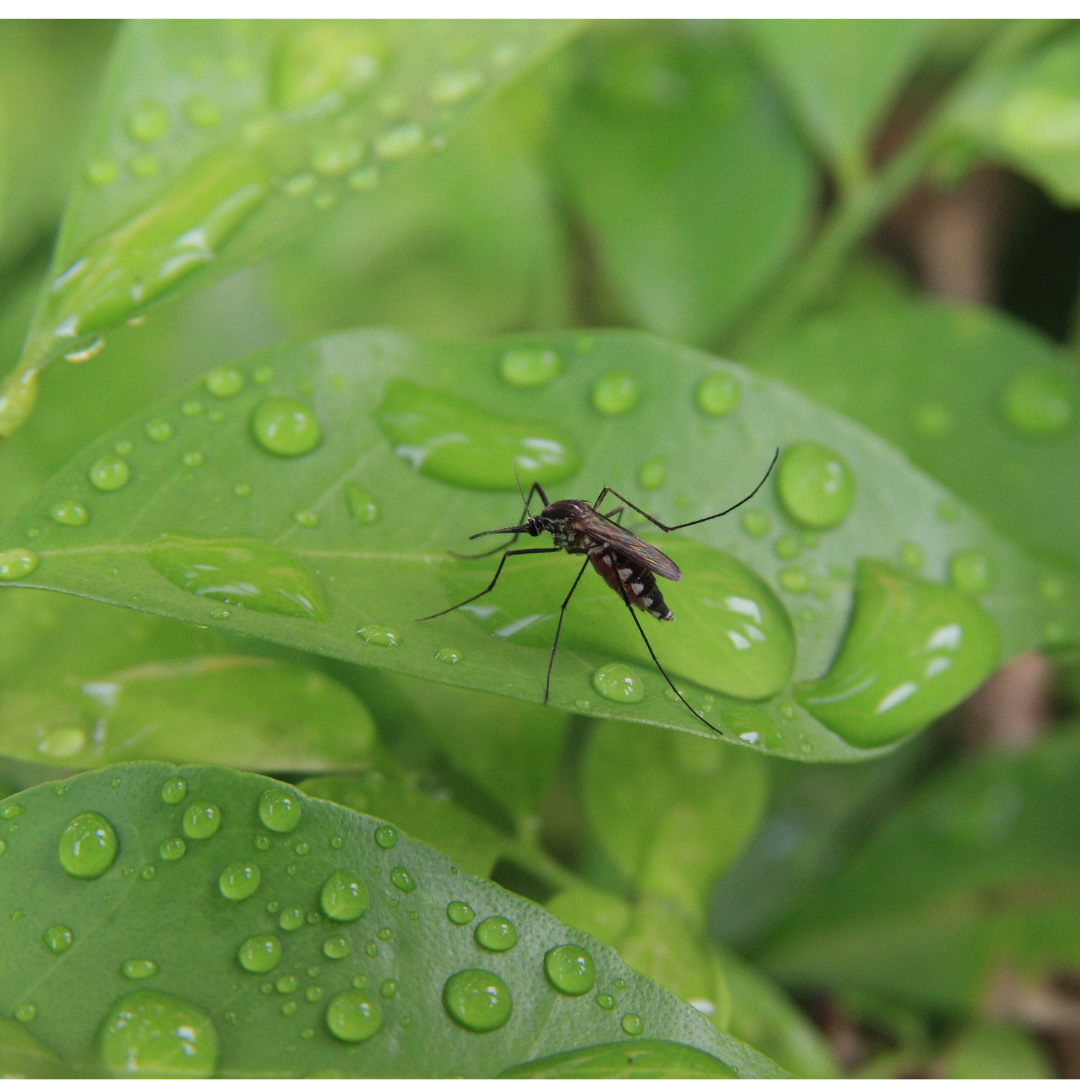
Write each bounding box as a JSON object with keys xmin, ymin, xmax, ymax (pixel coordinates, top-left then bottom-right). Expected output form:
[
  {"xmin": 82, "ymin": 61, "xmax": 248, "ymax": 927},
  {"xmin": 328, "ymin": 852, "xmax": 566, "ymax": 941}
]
[
  {"xmin": 545, "ymin": 944, "xmax": 595, "ymax": 995},
  {"xmin": 145, "ymin": 419, "xmax": 173, "ymax": 443},
  {"xmin": 376, "ymin": 379, "xmax": 581, "ymax": 491},
  {"xmin": 321, "ymin": 870, "xmax": 369, "ymax": 922},
  {"xmin": 375, "ymin": 122, "xmax": 424, "ymax": 160},
  {"xmin": 42, "ymin": 925, "xmax": 73, "ymax": 954},
  {"xmin": 475, "ymin": 916, "xmax": 517, "ymax": 952},
  {"xmin": 59, "ymin": 811, "xmax": 118, "ymax": 879},
  {"xmin": 37, "ymin": 726, "xmax": 86, "ymax": 759},
  {"xmin": 206, "ymin": 367, "xmax": 244, "ymax": 397},
  {"xmin": 99, "ymin": 991, "xmax": 217, "ymax": 1078},
  {"xmin": 251, "ymin": 397, "xmax": 321, "ymax": 457},
  {"xmin": 127, "ymin": 101, "xmax": 169, "ymax": 142},
  {"xmin": 447, "ymin": 901, "xmax": 474, "ymax": 925},
  {"xmin": 638, "ymin": 458, "xmax": 664, "ymax": 490},
  {"xmin": 121, "ymin": 958, "xmax": 159, "ymax": 980},
  {"xmin": 778, "ymin": 443, "xmax": 855, "ymax": 529},
  {"xmin": 778, "ymin": 567, "xmax": 810, "ymax": 594},
  {"xmin": 358, "ymin": 624, "xmax": 400, "ymax": 646},
  {"xmin": 621, "ymin": 1013, "xmax": 644, "ymax": 1036},
  {"xmin": 160, "ymin": 837, "xmax": 186, "ymax": 861},
  {"xmin": 184, "ymin": 96, "xmax": 221, "ymax": 128},
  {"xmin": 259, "ymin": 788, "xmax": 302, "ymax": 832},
  {"xmin": 696, "ymin": 372, "xmax": 741, "ymax": 417},
  {"xmin": 183, "ymin": 802, "xmax": 221, "ymax": 840},
  {"xmin": 86, "ymin": 156, "xmax": 119, "ymax": 186},
  {"xmin": 591, "ymin": 372, "xmax": 639, "ymax": 416},
  {"xmin": 500, "ymin": 347, "xmax": 562, "ymax": 389},
  {"xmin": 89, "ymin": 456, "xmax": 130, "ymax": 492},
  {"xmin": 949, "ymin": 549, "xmax": 992, "ymax": 594},
  {"xmin": 443, "ymin": 970, "xmax": 512, "ymax": 1032},
  {"xmin": 430, "ymin": 69, "xmax": 485, "ymax": 105},
  {"xmin": 344, "ymin": 483, "xmax": 379, "ymax": 524},
  {"xmin": 593, "ymin": 663, "xmax": 644, "ymax": 704},
  {"xmin": 323, "ymin": 935, "xmax": 350, "ymax": 959},
  {"xmin": 374, "ymin": 824, "xmax": 397, "ymax": 849},
  {"xmin": 49, "ymin": 500, "xmax": 89, "ymax": 527},
  {"xmin": 219, "ymin": 861, "xmax": 260, "ymax": 900},
  {"xmin": 238, "ymin": 934, "xmax": 281, "ymax": 973},
  {"xmin": 390, "ymin": 866, "xmax": 415, "ymax": 893},
  {"xmin": 326, "ymin": 988, "xmax": 383, "ymax": 1042},
  {"xmin": 436, "ymin": 647, "xmax": 462, "ymax": 664},
  {"xmin": 1002, "ymin": 369, "xmax": 1076, "ymax": 437},
  {"xmin": 0, "ymin": 549, "xmax": 39, "ymax": 581}
]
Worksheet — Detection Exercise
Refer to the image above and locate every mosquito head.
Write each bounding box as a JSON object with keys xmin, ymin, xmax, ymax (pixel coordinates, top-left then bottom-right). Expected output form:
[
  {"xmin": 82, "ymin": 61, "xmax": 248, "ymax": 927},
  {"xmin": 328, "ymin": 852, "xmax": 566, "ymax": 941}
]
[{"xmin": 467, "ymin": 516, "xmax": 546, "ymax": 542}]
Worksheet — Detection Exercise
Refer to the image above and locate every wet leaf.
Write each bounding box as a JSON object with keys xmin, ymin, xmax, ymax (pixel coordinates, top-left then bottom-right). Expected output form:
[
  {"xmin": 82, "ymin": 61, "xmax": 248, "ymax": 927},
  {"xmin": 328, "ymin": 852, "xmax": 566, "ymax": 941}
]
[
  {"xmin": 0, "ymin": 761, "xmax": 782, "ymax": 1077},
  {"xmin": 941, "ymin": 1022, "xmax": 1054, "ymax": 1079},
  {"xmin": 0, "ymin": 1016, "xmax": 71, "ymax": 1079}
]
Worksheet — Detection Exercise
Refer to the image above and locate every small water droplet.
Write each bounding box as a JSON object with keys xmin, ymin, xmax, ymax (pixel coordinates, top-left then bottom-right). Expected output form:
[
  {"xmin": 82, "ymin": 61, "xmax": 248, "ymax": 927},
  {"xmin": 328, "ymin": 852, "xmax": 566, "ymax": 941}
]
[
  {"xmin": 365, "ymin": 941, "xmax": 378, "ymax": 957},
  {"xmin": 49, "ymin": 500, "xmax": 89, "ymax": 527},
  {"xmin": 14, "ymin": 1003, "xmax": 36, "ymax": 1023},
  {"xmin": 435, "ymin": 647, "xmax": 462, "ymax": 664},
  {"xmin": 159, "ymin": 777, "xmax": 188, "ymax": 807},
  {"xmin": 1002, "ymin": 369, "xmax": 1076, "ymax": 437},
  {"xmin": 209, "ymin": 608, "xmax": 230, "ymax": 621},
  {"xmin": 330, "ymin": 836, "xmax": 344, "ymax": 850},
  {"xmin": 545, "ymin": 944, "xmax": 595, "ymax": 995},
  {"xmin": 696, "ymin": 371, "xmax": 741, "ymax": 416},
  {"xmin": 64, "ymin": 337, "xmax": 105, "ymax": 364},
  {"xmin": 160, "ymin": 837, "xmax": 186, "ymax": 861},
  {"xmin": 779, "ymin": 566, "xmax": 810, "ymax": 594},
  {"xmin": 232, "ymin": 482, "xmax": 251, "ymax": 498},
  {"xmin": 374, "ymin": 824, "xmax": 397, "ymax": 849},
  {"xmin": 621, "ymin": 1013, "xmax": 644, "ymax": 1036},
  {"xmin": 86, "ymin": 156, "xmax": 119, "ymax": 186},
  {"xmin": 443, "ymin": 970, "xmax": 512, "ymax": 1032},
  {"xmin": 140, "ymin": 864, "xmax": 155, "ymax": 881},
  {"xmin": 358, "ymin": 624, "xmax": 400, "ymax": 646},
  {"xmin": 348, "ymin": 166, "xmax": 379, "ymax": 191},
  {"xmin": 89, "ymin": 456, "xmax": 131, "ymax": 492},
  {"xmin": 326, "ymin": 988, "xmax": 383, "ymax": 1042},
  {"xmin": 637, "ymin": 458, "xmax": 665, "ymax": 490},
  {"xmin": 376, "ymin": 927, "xmax": 392, "ymax": 941},
  {"xmin": 0, "ymin": 548, "xmax": 39, "ymax": 581},
  {"xmin": 344, "ymin": 483, "xmax": 379, "ymax": 524},
  {"xmin": 252, "ymin": 397, "xmax": 321, "ymax": 457},
  {"xmin": 773, "ymin": 534, "xmax": 801, "ymax": 560},
  {"xmin": 205, "ymin": 366, "xmax": 244, "ymax": 397},
  {"xmin": 128, "ymin": 151, "xmax": 161, "ymax": 178},
  {"xmin": 183, "ymin": 802, "xmax": 221, "ymax": 840},
  {"xmin": 323, "ymin": 935, "xmax": 351, "ymax": 959},
  {"xmin": 219, "ymin": 861, "xmax": 261, "ymax": 901},
  {"xmin": 276, "ymin": 974, "xmax": 299, "ymax": 994},
  {"xmin": 293, "ymin": 509, "xmax": 319, "ymax": 528},
  {"xmin": 575, "ymin": 699, "xmax": 590, "ymax": 711},
  {"xmin": 121, "ymin": 958, "xmax": 158, "ymax": 980},
  {"xmin": 281, "ymin": 1001, "xmax": 297, "ymax": 1016},
  {"xmin": 182, "ymin": 451, "xmax": 204, "ymax": 468},
  {"xmin": 254, "ymin": 834, "xmax": 270, "ymax": 850},
  {"xmin": 446, "ymin": 901, "xmax": 474, "ymax": 925},
  {"xmin": 949, "ymin": 549, "xmax": 992, "ymax": 594},
  {"xmin": 98, "ymin": 990, "xmax": 218, "ymax": 1076},
  {"xmin": 900, "ymin": 540, "xmax": 926, "ymax": 571},
  {"xmin": 592, "ymin": 663, "xmax": 644, "ymax": 703},
  {"xmin": 59, "ymin": 811, "xmax": 118, "ymax": 878},
  {"xmin": 596, "ymin": 993, "xmax": 615, "ymax": 1010},
  {"xmin": 184, "ymin": 95, "xmax": 221, "ymax": 128},
  {"xmin": 320, "ymin": 869, "xmax": 369, "ymax": 922},
  {"xmin": 375, "ymin": 122, "xmax": 424, "ymax": 160},
  {"xmin": 474, "ymin": 916, "xmax": 517, "ymax": 952},
  {"xmin": 390, "ymin": 866, "xmax": 415, "ymax": 893},
  {"xmin": 238, "ymin": 934, "xmax": 281, "ymax": 973},
  {"xmin": 912, "ymin": 402, "xmax": 954, "ymax": 439},
  {"xmin": 591, "ymin": 372, "xmax": 639, "ymax": 416},
  {"xmin": 182, "ymin": 400, "xmax": 204, "ymax": 417},
  {"xmin": 613, "ymin": 978, "xmax": 626, "ymax": 990},
  {"xmin": 257, "ymin": 788, "xmax": 303, "ymax": 834},
  {"xmin": 430, "ymin": 69, "xmax": 485, "ymax": 105},
  {"xmin": 312, "ymin": 138, "xmax": 364, "ymax": 176},
  {"xmin": 499, "ymin": 347, "xmax": 562, "ymax": 388},
  {"xmin": 42, "ymin": 925, "xmax": 73, "ymax": 955},
  {"xmin": 145, "ymin": 419, "xmax": 173, "ymax": 443},
  {"xmin": 127, "ymin": 101, "xmax": 169, "ymax": 142}
]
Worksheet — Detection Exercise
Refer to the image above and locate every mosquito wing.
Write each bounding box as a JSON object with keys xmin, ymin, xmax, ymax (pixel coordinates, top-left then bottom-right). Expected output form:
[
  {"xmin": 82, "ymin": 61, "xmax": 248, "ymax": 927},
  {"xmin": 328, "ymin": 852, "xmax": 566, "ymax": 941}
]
[{"xmin": 580, "ymin": 506, "xmax": 682, "ymax": 581}]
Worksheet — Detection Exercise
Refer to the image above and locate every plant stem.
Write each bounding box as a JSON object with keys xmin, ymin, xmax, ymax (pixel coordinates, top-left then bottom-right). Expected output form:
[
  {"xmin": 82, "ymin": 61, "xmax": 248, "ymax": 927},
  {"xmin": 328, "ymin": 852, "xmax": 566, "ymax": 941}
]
[{"xmin": 504, "ymin": 833, "xmax": 585, "ymax": 895}]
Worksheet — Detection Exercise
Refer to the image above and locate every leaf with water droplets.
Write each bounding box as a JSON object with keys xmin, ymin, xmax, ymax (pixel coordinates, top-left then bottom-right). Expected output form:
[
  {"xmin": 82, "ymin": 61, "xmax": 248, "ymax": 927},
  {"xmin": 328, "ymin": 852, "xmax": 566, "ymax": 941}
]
[
  {"xmin": 0, "ymin": 761, "xmax": 783, "ymax": 1077},
  {"xmin": 0, "ymin": 328, "xmax": 1063, "ymax": 761}
]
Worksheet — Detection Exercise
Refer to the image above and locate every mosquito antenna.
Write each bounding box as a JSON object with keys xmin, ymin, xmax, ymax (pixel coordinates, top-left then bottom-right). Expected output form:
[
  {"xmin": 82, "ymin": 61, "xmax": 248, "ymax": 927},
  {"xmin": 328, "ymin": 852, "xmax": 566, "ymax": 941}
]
[{"xmin": 513, "ymin": 464, "xmax": 528, "ymax": 511}]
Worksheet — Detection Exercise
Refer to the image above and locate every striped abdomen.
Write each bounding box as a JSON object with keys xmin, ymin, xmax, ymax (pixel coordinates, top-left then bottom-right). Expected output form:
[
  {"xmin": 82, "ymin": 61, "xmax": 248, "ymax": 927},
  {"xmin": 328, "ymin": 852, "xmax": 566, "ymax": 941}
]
[{"xmin": 589, "ymin": 546, "xmax": 674, "ymax": 621}]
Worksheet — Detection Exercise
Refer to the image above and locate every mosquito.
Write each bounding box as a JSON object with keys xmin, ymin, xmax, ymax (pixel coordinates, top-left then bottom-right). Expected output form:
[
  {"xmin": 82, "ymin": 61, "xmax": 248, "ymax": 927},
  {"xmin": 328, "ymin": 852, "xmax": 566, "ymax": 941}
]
[{"xmin": 420, "ymin": 449, "xmax": 780, "ymax": 733}]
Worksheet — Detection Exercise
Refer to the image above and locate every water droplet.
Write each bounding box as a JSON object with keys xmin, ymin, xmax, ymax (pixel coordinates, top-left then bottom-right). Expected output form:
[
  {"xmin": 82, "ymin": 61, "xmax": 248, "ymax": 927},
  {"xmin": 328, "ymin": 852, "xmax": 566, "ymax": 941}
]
[
  {"xmin": 575, "ymin": 699, "xmax": 590, "ymax": 711},
  {"xmin": 377, "ymin": 979, "xmax": 397, "ymax": 1000},
  {"xmin": 443, "ymin": 970, "xmax": 512, "ymax": 1032},
  {"xmin": 345, "ymin": 483, "xmax": 379, "ymax": 524},
  {"xmin": 499, "ymin": 347, "xmax": 562, "ymax": 389},
  {"xmin": 184, "ymin": 96, "xmax": 221, "ymax": 128},
  {"xmin": 937, "ymin": 501, "xmax": 959, "ymax": 523},
  {"xmin": 254, "ymin": 835, "xmax": 270, "ymax": 851},
  {"xmin": 638, "ymin": 458, "xmax": 665, "ymax": 490},
  {"xmin": 592, "ymin": 663, "xmax": 644, "ymax": 704},
  {"xmin": 276, "ymin": 974, "xmax": 299, "ymax": 994},
  {"xmin": 160, "ymin": 837, "xmax": 186, "ymax": 861},
  {"xmin": 251, "ymin": 397, "xmax": 321, "ymax": 457},
  {"xmin": 140, "ymin": 865, "xmax": 155, "ymax": 881},
  {"xmin": 950, "ymin": 549, "xmax": 993, "ymax": 594},
  {"xmin": 49, "ymin": 500, "xmax": 89, "ymax": 527},
  {"xmin": 127, "ymin": 101, "xmax": 169, "ymax": 142},
  {"xmin": 621, "ymin": 1013, "xmax": 644, "ymax": 1036},
  {"xmin": 544, "ymin": 944, "xmax": 595, "ymax": 995},
  {"xmin": 279, "ymin": 906, "xmax": 304, "ymax": 932},
  {"xmin": 0, "ymin": 548, "xmax": 39, "ymax": 581},
  {"xmin": 0, "ymin": 803, "xmax": 24, "ymax": 820},
  {"xmin": 86, "ymin": 156, "xmax": 119, "ymax": 185},
  {"xmin": 430, "ymin": 69, "xmax": 485, "ymax": 105},
  {"xmin": 779, "ymin": 567, "xmax": 810, "ymax": 594},
  {"xmin": 312, "ymin": 138, "xmax": 364, "ymax": 176},
  {"xmin": 591, "ymin": 372, "xmax": 639, "ymax": 416},
  {"xmin": 183, "ymin": 451, "xmax": 204, "ymax": 468},
  {"xmin": 294, "ymin": 841, "xmax": 310, "ymax": 857},
  {"xmin": 436, "ymin": 647, "xmax": 462, "ymax": 664},
  {"xmin": 596, "ymin": 993, "xmax": 615, "ymax": 1010},
  {"xmin": 365, "ymin": 941, "xmax": 378, "ymax": 957},
  {"xmin": 375, "ymin": 122, "xmax": 424, "ymax": 160},
  {"xmin": 64, "ymin": 337, "xmax": 105, "ymax": 364},
  {"xmin": 320, "ymin": 870, "xmax": 369, "ymax": 923},
  {"xmin": 182, "ymin": 400, "xmax": 203, "ymax": 417},
  {"xmin": 293, "ymin": 509, "xmax": 319, "ymax": 528},
  {"xmin": 376, "ymin": 927, "xmax": 392, "ymax": 941},
  {"xmin": 238, "ymin": 934, "xmax": 281, "ymax": 973},
  {"xmin": 253, "ymin": 790, "xmax": 302, "ymax": 837},
  {"xmin": 14, "ymin": 1003, "xmax": 36, "ymax": 1023},
  {"xmin": 183, "ymin": 802, "xmax": 221, "ymax": 840},
  {"xmin": 219, "ymin": 861, "xmax": 260, "ymax": 900},
  {"xmin": 326, "ymin": 989, "xmax": 383, "ymax": 1042},
  {"xmin": 390, "ymin": 866, "xmax": 415, "ymax": 893},
  {"xmin": 352, "ymin": 975, "xmax": 368, "ymax": 990},
  {"xmin": 233, "ymin": 482, "xmax": 251, "ymax": 498},
  {"xmin": 42, "ymin": 924, "xmax": 73, "ymax": 954},
  {"xmin": 88, "ymin": 456, "xmax": 131, "ymax": 493},
  {"xmin": 358, "ymin": 624, "xmax": 400, "ymax": 646},
  {"xmin": 778, "ymin": 443, "xmax": 855, "ymax": 529},
  {"xmin": 209, "ymin": 609, "xmax": 230, "ymax": 621},
  {"xmin": 121, "ymin": 958, "xmax": 159, "ymax": 980},
  {"xmin": 913, "ymin": 402, "xmax": 954, "ymax": 439},
  {"xmin": 330, "ymin": 836, "xmax": 344, "ymax": 850},
  {"xmin": 376, "ymin": 379, "xmax": 580, "ymax": 491},
  {"xmin": 900, "ymin": 541, "xmax": 926, "ymax": 571},
  {"xmin": 1002, "ymin": 369, "xmax": 1076, "ymax": 437},
  {"xmin": 696, "ymin": 371, "xmax": 741, "ymax": 417},
  {"xmin": 613, "ymin": 978, "xmax": 626, "ymax": 990},
  {"xmin": 149, "ymin": 536, "xmax": 329, "ymax": 620},
  {"xmin": 99, "ymin": 991, "xmax": 217, "ymax": 1078},
  {"xmin": 796, "ymin": 559, "xmax": 1002, "ymax": 747},
  {"xmin": 474, "ymin": 916, "xmax": 517, "ymax": 952},
  {"xmin": 205, "ymin": 367, "xmax": 244, "ymax": 398},
  {"xmin": 374, "ymin": 824, "xmax": 397, "ymax": 849},
  {"xmin": 145, "ymin": 419, "xmax": 173, "ymax": 443},
  {"xmin": 773, "ymin": 534, "xmax": 801, "ymax": 560},
  {"xmin": 348, "ymin": 166, "xmax": 379, "ymax": 191},
  {"xmin": 323, "ymin": 935, "xmax": 350, "ymax": 959},
  {"xmin": 128, "ymin": 151, "xmax": 161, "ymax": 177},
  {"xmin": 59, "ymin": 811, "xmax": 118, "ymax": 879},
  {"xmin": 306, "ymin": 987, "xmax": 324, "ymax": 1005},
  {"xmin": 36, "ymin": 726, "xmax": 86, "ymax": 759},
  {"xmin": 446, "ymin": 901, "xmax": 475, "ymax": 926}
]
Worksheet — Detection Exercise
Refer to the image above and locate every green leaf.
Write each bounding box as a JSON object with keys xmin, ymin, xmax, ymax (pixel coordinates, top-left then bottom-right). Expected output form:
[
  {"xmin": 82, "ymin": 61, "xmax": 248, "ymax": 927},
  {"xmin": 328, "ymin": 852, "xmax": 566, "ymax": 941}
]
[
  {"xmin": 1, "ymin": 20, "xmax": 576, "ymax": 436},
  {"xmin": 948, "ymin": 26, "xmax": 1080, "ymax": 205},
  {"xmin": 556, "ymin": 24, "xmax": 816, "ymax": 345},
  {"xmin": 0, "ymin": 761, "xmax": 783, "ymax": 1077},
  {"xmin": 0, "ymin": 328, "xmax": 1071, "ymax": 762},
  {"xmin": 583, "ymin": 721, "xmax": 768, "ymax": 922},
  {"xmin": 0, "ymin": 1016, "xmax": 70, "ymax": 1079},
  {"xmin": 760, "ymin": 725, "xmax": 1080, "ymax": 1014},
  {"xmin": 300, "ymin": 768, "xmax": 508, "ymax": 878},
  {"xmin": 498, "ymin": 1039, "xmax": 743, "ymax": 1079},
  {"xmin": 941, "ymin": 1022, "xmax": 1055, "ymax": 1079},
  {"xmin": 747, "ymin": 20, "xmax": 931, "ymax": 189},
  {"xmin": 745, "ymin": 288, "xmax": 1080, "ymax": 580}
]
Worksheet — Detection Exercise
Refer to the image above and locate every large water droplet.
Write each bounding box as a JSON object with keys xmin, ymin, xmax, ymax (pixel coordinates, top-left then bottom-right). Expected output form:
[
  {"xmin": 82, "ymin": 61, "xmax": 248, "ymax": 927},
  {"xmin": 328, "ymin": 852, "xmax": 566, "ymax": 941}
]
[
  {"xmin": 376, "ymin": 379, "xmax": 581, "ymax": 491},
  {"xmin": 237, "ymin": 934, "xmax": 281, "ymax": 973},
  {"xmin": 258, "ymin": 788, "xmax": 302, "ymax": 832},
  {"xmin": 49, "ymin": 500, "xmax": 89, "ymax": 527},
  {"xmin": 592, "ymin": 664, "xmax": 644, "ymax": 704},
  {"xmin": 127, "ymin": 101, "xmax": 170, "ymax": 142},
  {"xmin": 161, "ymin": 778, "xmax": 187, "ymax": 805},
  {"xmin": 59, "ymin": 811, "xmax": 118, "ymax": 878},
  {"xmin": 321, "ymin": 870, "xmax": 369, "ymax": 922},
  {"xmin": 326, "ymin": 988, "xmax": 383, "ymax": 1042},
  {"xmin": 621, "ymin": 1013, "xmax": 644, "ymax": 1036},
  {"xmin": 183, "ymin": 802, "xmax": 221, "ymax": 840},
  {"xmin": 796, "ymin": 560, "xmax": 1002, "ymax": 747},
  {"xmin": 591, "ymin": 372, "xmax": 639, "ymax": 416},
  {"xmin": 374, "ymin": 824, "xmax": 397, "ymax": 849},
  {"xmin": 696, "ymin": 372, "xmax": 741, "ymax": 417},
  {"xmin": 1002, "ymin": 369, "xmax": 1076, "ymax": 438},
  {"xmin": 98, "ymin": 991, "xmax": 217, "ymax": 1079},
  {"xmin": 219, "ymin": 861, "xmax": 260, "ymax": 900},
  {"xmin": 357, "ymin": 624, "xmax": 400, "ymax": 646},
  {"xmin": 500, "ymin": 347, "xmax": 562, "ymax": 389},
  {"xmin": 148, "ymin": 536, "xmax": 329, "ymax": 620},
  {"xmin": 447, "ymin": 901, "xmax": 474, "ymax": 925},
  {"xmin": 544, "ymin": 945, "xmax": 595, "ymax": 996},
  {"xmin": 778, "ymin": 442, "xmax": 855, "ymax": 529},
  {"xmin": 949, "ymin": 549, "xmax": 993, "ymax": 594},
  {"xmin": 474, "ymin": 916, "xmax": 517, "ymax": 952},
  {"xmin": 121, "ymin": 958, "xmax": 159, "ymax": 980},
  {"xmin": 42, "ymin": 924, "xmax": 73, "ymax": 954},
  {"xmin": 0, "ymin": 548, "xmax": 39, "ymax": 581},
  {"xmin": 89, "ymin": 456, "xmax": 130, "ymax": 492},
  {"xmin": 443, "ymin": 970, "xmax": 512, "ymax": 1032},
  {"xmin": 345, "ymin": 483, "xmax": 379, "ymax": 524},
  {"xmin": 251, "ymin": 397, "xmax": 321, "ymax": 457}
]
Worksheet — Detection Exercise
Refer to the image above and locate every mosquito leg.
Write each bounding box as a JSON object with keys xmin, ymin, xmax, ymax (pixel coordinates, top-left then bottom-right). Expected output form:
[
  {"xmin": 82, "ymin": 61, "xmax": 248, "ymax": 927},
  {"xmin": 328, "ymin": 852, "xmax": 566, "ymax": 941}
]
[
  {"xmin": 544, "ymin": 558, "xmax": 590, "ymax": 704},
  {"xmin": 418, "ymin": 547, "xmax": 560, "ymax": 621},
  {"xmin": 605, "ymin": 506, "xmax": 625, "ymax": 524},
  {"xmin": 614, "ymin": 577, "xmax": 722, "ymax": 735}
]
